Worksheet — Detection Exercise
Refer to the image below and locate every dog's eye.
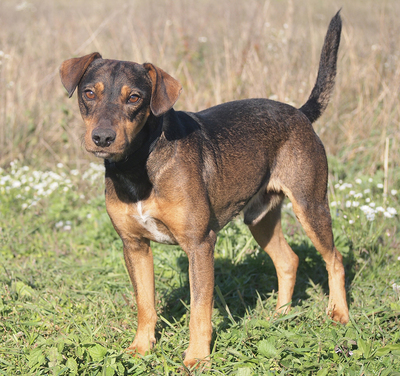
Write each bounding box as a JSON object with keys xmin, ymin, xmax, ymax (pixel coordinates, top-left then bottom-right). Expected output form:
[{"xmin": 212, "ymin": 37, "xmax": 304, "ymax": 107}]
[
  {"xmin": 84, "ymin": 90, "xmax": 96, "ymax": 100},
  {"xmin": 128, "ymin": 94, "xmax": 140, "ymax": 104}
]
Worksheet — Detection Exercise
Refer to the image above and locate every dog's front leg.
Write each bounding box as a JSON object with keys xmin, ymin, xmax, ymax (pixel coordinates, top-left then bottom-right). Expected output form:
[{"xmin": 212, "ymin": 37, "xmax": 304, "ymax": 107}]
[
  {"xmin": 182, "ymin": 234, "xmax": 216, "ymax": 368},
  {"xmin": 123, "ymin": 238, "xmax": 157, "ymax": 356}
]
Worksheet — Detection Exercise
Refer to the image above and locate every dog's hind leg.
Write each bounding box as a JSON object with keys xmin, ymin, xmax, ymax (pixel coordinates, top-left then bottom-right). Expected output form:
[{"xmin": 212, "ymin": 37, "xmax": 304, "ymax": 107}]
[
  {"xmin": 248, "ymin": 199, "xmax": 299, "ymax": 314},
  {"xmin": 288, "ymin": 190, "xmax": 349, "ymax": 324}
]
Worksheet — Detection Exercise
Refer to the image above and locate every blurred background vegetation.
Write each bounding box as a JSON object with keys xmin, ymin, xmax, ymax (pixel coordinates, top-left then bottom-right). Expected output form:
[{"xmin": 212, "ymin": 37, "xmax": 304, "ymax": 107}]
[{"xmin": 0, "ymin": 0, "xmax": 399, "ymax": 183}]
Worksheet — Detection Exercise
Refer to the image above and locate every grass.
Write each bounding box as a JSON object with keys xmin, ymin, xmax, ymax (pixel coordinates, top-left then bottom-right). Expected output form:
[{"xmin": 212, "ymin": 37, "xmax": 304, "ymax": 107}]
[
  {"xmin": 0, "ymin": 159, "xmax": 399, "ymax": 375},
  {"xmin": 1, "ymin": 0, "xmax": 400, "ymax": 374}
]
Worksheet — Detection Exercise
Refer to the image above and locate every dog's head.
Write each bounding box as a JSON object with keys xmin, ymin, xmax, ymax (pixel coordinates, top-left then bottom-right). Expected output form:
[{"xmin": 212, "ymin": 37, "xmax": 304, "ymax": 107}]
[{"xmin": 60, "ymin": 53, "xmax": 182, "ymax": 161}]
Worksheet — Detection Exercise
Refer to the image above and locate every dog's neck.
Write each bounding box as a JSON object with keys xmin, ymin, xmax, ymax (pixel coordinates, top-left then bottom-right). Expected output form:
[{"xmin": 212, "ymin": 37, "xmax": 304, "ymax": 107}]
[
  {"xmin": 103, "ymin": 114, "xmax": 163, "ymax": 202},
  {"xmin": 104, "ymin": 114, "xmax": 162, "ymax": 172}
]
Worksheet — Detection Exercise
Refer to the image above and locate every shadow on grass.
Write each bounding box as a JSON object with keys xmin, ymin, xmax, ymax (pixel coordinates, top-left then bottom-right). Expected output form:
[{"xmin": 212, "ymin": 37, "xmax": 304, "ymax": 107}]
[{"xmin": 159, "ymin": 239, "xmax": 356, "ymax": 335}]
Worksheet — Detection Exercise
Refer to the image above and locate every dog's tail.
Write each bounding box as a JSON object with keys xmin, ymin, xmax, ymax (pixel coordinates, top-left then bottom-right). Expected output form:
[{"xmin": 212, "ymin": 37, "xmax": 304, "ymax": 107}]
[{"xmin": 299, "ymin": 10, "xmax": 342, "ymax": 124}]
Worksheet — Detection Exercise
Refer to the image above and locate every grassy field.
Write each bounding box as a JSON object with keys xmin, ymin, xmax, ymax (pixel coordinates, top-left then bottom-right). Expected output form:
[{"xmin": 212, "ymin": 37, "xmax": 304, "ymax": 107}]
[{"xmin": 1, "ymin": 0, "xmax": 400, "ymax": 375}]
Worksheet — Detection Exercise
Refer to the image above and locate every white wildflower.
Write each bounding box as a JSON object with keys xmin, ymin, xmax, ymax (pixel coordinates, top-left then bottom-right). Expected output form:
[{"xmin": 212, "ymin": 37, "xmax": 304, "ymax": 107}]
[
  {"xmin": 377, "ymin": 183, "xmax": 384, "ymax": 189},
  {"xmin": 391, "ymin": 189, "xmax": 398, "ymax": 196},
  {"xmin": 355, "ymin": 178, "xmax": 362, "ymax": 184}
]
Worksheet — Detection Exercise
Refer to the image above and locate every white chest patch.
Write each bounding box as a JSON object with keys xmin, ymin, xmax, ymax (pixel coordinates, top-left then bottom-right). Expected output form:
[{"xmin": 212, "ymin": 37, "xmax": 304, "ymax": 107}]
[{"xmin": 134, "ymin": 202, "xmax": 176, "ymax": 244}]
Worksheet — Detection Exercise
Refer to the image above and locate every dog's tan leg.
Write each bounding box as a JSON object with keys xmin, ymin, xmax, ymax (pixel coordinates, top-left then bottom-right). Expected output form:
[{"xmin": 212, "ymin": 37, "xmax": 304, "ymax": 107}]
[
  {"xmin": 290, "ymin": 196, "xmax": 349, "ymax": 324},
  {"xmin": 249, "ymin": 203, "xmax": 299, "ymax": 314},
  {"xmin": 123, "ymin": 239, "xmax": 157, "ymax": 355},
  {"xmin": 182, "ymin": 236, "xmax": 215, "ymax": 368}
]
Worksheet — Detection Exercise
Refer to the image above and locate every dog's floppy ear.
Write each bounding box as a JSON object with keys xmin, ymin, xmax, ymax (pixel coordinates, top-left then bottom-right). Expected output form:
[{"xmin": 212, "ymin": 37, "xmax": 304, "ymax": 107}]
[
  {"xmin": 143, "ymin": 63, "xmax": 182, "ymax": 117},
  {"xmin": 60, "ymin": 52, "xmax": 102, "ymax": 98}
]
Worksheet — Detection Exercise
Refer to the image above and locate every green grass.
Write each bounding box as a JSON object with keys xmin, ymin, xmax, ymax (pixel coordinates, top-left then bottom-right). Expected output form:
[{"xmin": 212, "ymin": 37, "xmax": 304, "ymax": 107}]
[{"xmin": 1, "ymin": 160, "xmax": 399, "ymax": 375}]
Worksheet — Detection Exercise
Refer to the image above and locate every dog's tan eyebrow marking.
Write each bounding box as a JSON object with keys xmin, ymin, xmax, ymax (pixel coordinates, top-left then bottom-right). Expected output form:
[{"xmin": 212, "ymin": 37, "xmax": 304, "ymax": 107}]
[
  {"xmin": 94, "ymin": 82, "xmax": 105, "ymax": 93},
  {"xmin": 120, "ymin": 85, "xmax": 136, "ymax": 100}
]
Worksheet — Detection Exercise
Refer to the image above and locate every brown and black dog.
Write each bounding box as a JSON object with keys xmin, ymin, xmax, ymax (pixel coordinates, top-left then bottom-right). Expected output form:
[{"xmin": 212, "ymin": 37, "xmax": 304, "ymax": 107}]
[{"xmin": 60, "ymin": 11, "xmax": 348, "ymax": 368}]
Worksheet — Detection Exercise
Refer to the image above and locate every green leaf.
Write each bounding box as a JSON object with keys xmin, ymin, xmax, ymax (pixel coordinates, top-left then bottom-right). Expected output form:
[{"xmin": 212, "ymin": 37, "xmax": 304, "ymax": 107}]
[
  {"xmin": 27, "ymin": 347, "xmax": 46, "ymax": 369},
  {"xmin": 236, "ymin": 368, "xmax": 253, "ymax": 376},
  {"xmin": 357, "ymin": 338, "xmax": 372, "ymax": 359},
  {"xmin": 13, "ymin": 281, "xmax": 35, "ymax": 298},
  {"xmin": 316, "ymin": 368, "xmax": 329, "ymax": 376},
  {"xmin": 105, "ymin": 366, "xmax": 116, "ymax": 376},
  {"xmin": 257, "ymin": 340, "xmax": 278, "ymax": 358},
  {"xmin": 66, "ymin": 357, "xmax": 78, "ymax": 374},
  {"xmin": 87, "ymin": 344, "xmax": 108, "ymax": 361}
]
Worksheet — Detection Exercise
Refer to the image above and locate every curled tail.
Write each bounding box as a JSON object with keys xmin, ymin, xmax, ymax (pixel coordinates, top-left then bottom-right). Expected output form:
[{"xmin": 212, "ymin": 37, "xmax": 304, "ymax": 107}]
[{"xmin": 299, "ymin": 10, "xmax": 342, "ymax": 124}]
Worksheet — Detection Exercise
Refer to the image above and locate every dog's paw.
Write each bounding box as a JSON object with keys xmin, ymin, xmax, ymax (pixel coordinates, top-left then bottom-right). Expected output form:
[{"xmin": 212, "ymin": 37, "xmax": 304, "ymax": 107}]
[
  {"xmin": 126, "ymin": 336, "xmax": 156, "ymax": 356},
  {"xmin": 328, "ymin": 304, "xmax": 349, "ymax": 324},
  {"xmin": 182, "ymin": 347, "xmax": 211, "ymax": 370}
]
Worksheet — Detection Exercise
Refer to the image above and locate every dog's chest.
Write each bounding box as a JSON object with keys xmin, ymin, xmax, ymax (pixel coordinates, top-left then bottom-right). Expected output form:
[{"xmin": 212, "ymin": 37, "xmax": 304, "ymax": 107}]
[
  {"xmin": 133, "ymin": 201, "xmax": 177, "ymax": 244},
  {"xmin": 107, "ymin": 198, "xmax": 177, "ymax": 245}
]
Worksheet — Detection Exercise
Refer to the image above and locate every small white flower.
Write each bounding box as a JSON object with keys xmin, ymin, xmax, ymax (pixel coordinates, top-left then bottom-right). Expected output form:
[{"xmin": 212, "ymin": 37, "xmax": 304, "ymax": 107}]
[
  {"xmin": 369, "ymin": 202, "xmax": 376, "ymax": 208},
  {"xmin": 368, "ymin": 178, "xmax": 373, "ymax": 182},
  {"xmin": 391, "ymin": 189, "xmax": 398, "ymax": 196},
  {"xmin": 376, "ymin": 206, "xmax": 385, "ymax": 212},
  {"xmin": 355, "ymin": 178, "xmax": 362, "ymax": 184},
  {"xmin": 352, "ymin": 201, "xmax": 360, "ymax": 207},
  {"xmin": 392, "ymin": 283, "xmax": 400, "ymax": 293},
  {"xmin": 364, "ymin": 189, "xmax": 371, "ymax": 194},
  {"xmin": 366, "ymin": 198, "xmax": 371, "ymax": 203},
  {"xmin": 367, "ymin": 213, "xmax": 375, "ymax": 221},
  {"xmin": 330, "ymin": 201, "xmax": 337, "ymax": 207},
  {"xmin": 198, "ymin": 36, "xmax": 208, "ymax": 43},
  {"xmin": 63, "ymin": 225, "xmax": 72, "ymax": 231},
  {"xmin": 346, "ymin": 201, "xmax": 351, "ymax": 208},
  {"xmin": 55, "ymin": 221, "xmax": 64, "ymax": 228},
  {"xmin": 354, "ymin": 193, "xmax": 363, "ymax": 199},
  {"xmin": 377, "ymin": 183, "xmax": 384, "ymax": 189},
  {"xmin": 349, "ymin": 220, "xmax": 355, "ymax": 224},
  {"xmin": 386, "ymin": 207, "xmax": 397, "ymax": 215},
  {"xmin": 57, "ymin": 163, "xmax": 64, "ymax": 168}
]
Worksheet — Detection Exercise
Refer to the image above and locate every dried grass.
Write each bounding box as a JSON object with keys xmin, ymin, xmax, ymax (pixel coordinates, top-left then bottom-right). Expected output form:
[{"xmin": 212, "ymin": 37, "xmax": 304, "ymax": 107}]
[{"xmin": 0, "ymin": 0, "xmax": 399, "ymax": 179}]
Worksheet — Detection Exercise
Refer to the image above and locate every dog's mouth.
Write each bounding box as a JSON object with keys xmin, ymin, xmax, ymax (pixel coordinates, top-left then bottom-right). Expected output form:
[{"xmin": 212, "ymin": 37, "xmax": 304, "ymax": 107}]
[
  {"xmin": 93, "ymin": 150, "xmax": 113, "ymax": 159},
  {"xmin": 85, "ymin": 148, "xmax": 118, "ymax": 160}
]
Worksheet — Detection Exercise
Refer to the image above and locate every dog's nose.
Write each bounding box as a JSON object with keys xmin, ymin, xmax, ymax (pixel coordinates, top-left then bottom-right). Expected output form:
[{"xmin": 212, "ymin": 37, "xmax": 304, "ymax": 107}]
[{"xmin": 92, "ymin": 127, "xmax": 116, "ymax": 147}]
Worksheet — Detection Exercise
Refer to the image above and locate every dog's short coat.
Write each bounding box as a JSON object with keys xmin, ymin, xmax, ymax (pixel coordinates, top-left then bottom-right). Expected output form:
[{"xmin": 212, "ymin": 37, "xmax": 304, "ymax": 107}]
[{"xmin": 60, "ymin": 11, "xmax": 348, "ymax": 367}]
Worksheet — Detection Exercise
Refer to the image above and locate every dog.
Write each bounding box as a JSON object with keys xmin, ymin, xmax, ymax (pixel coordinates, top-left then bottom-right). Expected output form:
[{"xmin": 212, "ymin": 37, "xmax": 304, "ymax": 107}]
[{"xmin": 60, "ymin": 11, "xmax": 348, "ymax": 368}]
